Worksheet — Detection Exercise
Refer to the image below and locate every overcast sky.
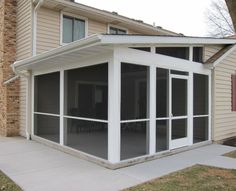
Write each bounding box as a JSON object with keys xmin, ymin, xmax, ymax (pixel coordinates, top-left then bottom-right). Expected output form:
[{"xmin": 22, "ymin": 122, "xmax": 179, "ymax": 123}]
[{"xmin": 75, "ymin": 0, "xmax": 214, "ymax": 37}]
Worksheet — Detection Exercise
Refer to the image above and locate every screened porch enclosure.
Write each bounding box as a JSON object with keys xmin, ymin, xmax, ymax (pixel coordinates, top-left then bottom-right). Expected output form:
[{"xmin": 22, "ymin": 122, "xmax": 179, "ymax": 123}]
[{"xmin": 32, "ymin": 47, "xmax": 211, "ymax": 163}]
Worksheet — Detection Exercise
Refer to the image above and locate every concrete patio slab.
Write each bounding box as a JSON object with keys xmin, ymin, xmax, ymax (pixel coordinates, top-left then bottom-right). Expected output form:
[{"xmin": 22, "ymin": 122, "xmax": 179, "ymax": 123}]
[{"xmin": 0, "ymin": 136, "xmax": 235, "ymax": 191}]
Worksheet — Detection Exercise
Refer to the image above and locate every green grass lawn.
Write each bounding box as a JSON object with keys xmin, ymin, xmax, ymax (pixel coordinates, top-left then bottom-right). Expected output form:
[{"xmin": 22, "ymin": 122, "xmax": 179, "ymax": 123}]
[
  {"xmin": 123, "ymin": 165, "xmax": 236, "ymax": 191},
  {"xmin": 0, "ymin": 171, "xmax": 22, "ymax": 191},
  {"xmin": 224, "ymin": 151, "xmax": 236, "ymax": 159}
]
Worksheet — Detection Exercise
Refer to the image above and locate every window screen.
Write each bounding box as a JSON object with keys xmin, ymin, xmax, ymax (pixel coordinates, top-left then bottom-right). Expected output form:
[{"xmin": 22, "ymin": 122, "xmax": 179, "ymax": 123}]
[
  {"xmin": 34, "ymin": 72, "xmax": 60, "ymax": 114},
  {"xmin": 65, "ymin": 63, "xmax": 108, "ymax": 120},
  {"xmin": 193, "ymin": 47, "xmax": 203, "ymax": 63},
  {"xmin": 156, "ymin": 47, "xmax": 189, "ymax": 60},
  {"xmin": 34, "ymin": 72, "xmax": 60, "ymax": 143}
]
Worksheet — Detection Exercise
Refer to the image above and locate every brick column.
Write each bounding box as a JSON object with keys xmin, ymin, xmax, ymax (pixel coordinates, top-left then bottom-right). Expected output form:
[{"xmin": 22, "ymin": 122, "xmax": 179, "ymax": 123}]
[{"xmin": 0, "ymin": 0, "xmax": 19, "ymax": 136}]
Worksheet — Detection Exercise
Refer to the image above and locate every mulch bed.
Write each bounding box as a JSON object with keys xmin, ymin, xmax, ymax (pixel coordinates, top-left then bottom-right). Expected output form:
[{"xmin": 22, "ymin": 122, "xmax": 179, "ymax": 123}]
[{"xmin": 223, "ymin": 137, "xmax": 236, "ymax": 147}]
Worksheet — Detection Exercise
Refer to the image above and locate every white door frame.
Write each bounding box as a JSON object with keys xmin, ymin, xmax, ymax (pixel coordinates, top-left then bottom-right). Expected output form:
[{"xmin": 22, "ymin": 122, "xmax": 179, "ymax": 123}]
[{"xmin": 169, "ymin": 73, "xmax": 190, "ymax": 149}]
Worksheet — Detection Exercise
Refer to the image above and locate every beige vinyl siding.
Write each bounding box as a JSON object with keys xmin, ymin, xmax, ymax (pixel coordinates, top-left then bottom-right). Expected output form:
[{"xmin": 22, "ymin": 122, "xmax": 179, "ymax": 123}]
[
  {"xmin": 16, "ymin": 0, "xmax": 32, "ymax": 137},
  {"xmin": 204, "ymin": 45, "xmax": 223, "ymax": 62},
  {"xmin": 16, "ymin": 0, "xmax": 32, "ymax": 60},
  {"xmin": 88, "ymin": 19, "xmax": 107, "ymax": 35},
  {"xmin": 37, "ymin": 7, "xmax": 60, "ymax": 54},
  {"xmin": 36, "ymin": 8, "xmax": 142, "ymax": 53},
  {"xmin": 213, "ymin": 48, "xmax": 236, "ymax": 141}
]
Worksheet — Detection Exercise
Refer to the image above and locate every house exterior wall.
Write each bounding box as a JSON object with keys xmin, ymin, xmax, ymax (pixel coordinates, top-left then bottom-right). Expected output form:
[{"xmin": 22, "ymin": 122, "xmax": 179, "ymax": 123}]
[
  {"xmin": 213, "ymin": 49, "xmax": 236, "ymax": 141},
  {"xmin": 16, "ymin": 0, "xmax": 32, "ymax": 60},
  {"xmin": 204, "ymin": 45, "xmax": 236, "ymax": 141},
  {"xmin": 88, "ymin": 19, "xmax": 107, "ymax": 36},
  {"xmin": 0, "ymin": 0, "xmax": 20, "ymax": 136},
  {"xmin": 36, "ymin": 7, "xmax": 141, "ymax": 54},
  {"xmin": 16, "ymin": 0, "xmax": 33, "ymax": 137},
  {"xmin": 37, "ymin": 7, "xmax": 60, "ymax": 54},
  {"xmin": 204, "ymin": 45, "xmax": 223, "ymax": 61}
]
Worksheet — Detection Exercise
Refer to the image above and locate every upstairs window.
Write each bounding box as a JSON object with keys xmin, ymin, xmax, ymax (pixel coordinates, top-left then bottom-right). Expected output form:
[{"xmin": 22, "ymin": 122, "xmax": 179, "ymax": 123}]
[
  {"xmin": 109, "ymin": 26, "xmax": 127, "ymax": 35},
  {"xmin": 63, "ymin": 15, "xmax": 85, "ymax": 43}
]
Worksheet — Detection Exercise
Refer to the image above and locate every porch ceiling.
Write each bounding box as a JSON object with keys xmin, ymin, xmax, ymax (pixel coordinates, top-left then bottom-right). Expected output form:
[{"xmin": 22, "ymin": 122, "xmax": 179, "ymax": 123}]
[{"xmin": 13, "ymin": 35, "xmax": 112, "ymax": 72}]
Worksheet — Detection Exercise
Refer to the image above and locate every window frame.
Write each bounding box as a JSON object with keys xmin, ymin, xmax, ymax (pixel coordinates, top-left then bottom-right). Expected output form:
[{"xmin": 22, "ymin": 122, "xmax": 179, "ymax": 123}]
[
  {"xmin": 60, "ymin": 11, "xmax": 88, "ymax": 45},
  {"xmin": 107, "ymin": 24, "xmax": 128, "ymax": 35}
]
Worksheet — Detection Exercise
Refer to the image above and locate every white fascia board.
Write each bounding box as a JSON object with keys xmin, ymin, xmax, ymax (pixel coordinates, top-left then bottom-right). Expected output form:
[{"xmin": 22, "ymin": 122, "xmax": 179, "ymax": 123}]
[
  {"xmin": 12, "ymin": 35, "xmax": 102, "ymax": 72},
  {"xmin": 100, "ymin": 35, "xmax": 236, "ymax": 45}
]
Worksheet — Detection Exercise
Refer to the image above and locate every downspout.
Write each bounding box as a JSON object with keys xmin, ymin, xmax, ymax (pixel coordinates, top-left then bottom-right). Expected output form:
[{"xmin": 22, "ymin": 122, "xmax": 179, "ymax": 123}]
[
  {"xmin": 4, "ymin": 0, "xmax": 44, "ymax": 139},
  {"xmin": 32, "ymin": 0, "xmax": 44, "ymax": 56}
]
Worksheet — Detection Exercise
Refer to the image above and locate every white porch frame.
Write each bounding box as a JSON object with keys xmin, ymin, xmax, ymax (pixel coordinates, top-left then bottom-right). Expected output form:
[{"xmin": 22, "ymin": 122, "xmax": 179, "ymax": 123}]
[{"xmin": 29, "ymin": 45, "xmax": 211, "ymax": 164}]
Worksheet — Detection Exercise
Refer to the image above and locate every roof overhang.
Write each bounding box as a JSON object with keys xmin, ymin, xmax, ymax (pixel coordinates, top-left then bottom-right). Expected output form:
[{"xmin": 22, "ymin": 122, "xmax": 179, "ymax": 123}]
[
  {"xmin": 99, "ymin": 35, "xmax": 236, "ymax": 45},
  {"xmin": 12, "ymin": 34, "xmax": 236, "ymax": 73},
  {"xmin": 42, "ymin": 0, "xmax": 179, "ymax": 36}
]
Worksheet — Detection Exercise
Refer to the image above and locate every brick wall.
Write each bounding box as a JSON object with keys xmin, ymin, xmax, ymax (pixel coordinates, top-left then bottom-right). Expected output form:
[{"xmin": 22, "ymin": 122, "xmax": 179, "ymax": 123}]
[{"xmin": 0, "ymin": 0, "xmax": 19, "ymax": 136}]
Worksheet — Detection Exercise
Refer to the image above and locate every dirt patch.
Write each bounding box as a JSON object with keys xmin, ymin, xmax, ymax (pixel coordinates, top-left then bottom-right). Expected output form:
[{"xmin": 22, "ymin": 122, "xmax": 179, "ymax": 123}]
[{"xmin": 201, "ymin": 168, "xmax": 235, "ymax": 179}]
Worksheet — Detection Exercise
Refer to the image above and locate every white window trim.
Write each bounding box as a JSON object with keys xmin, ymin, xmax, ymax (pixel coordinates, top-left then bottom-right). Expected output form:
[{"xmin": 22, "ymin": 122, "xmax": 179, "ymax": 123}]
[
  {"xmin": 120, "ymin": 119, "xmax": 150, "ymax": 123},
  {"xmin": 107, "ymin": 24, "xmax": 129, "ymax": 34},
  {"xmin": 60, "ymin": 11, "xmax": 88, "ymax": 46},
  {"xmin": 64, "ymin": 115, "xmax": 108, "ymax": 123},
  {"xmin": 34, "ymin": 112, "xmax": 60, "ymax": 117}
]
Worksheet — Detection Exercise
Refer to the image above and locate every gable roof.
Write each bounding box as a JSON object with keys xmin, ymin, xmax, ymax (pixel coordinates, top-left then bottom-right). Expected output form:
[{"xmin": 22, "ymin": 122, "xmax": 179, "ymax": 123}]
[{"xmin": 41, "ymin": 0, "xmax": 181, "ymax": 36}]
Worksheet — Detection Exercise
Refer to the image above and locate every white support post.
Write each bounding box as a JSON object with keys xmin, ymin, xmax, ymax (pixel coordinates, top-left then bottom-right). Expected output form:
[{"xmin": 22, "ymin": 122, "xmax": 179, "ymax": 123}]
[
  {"xmin": 31, "ymin": 75, "xmax": 35, "ymax": 136},
  {"xmin": 188, "ymin": 72, "xmax": 193, "ymax": 145},
  {"xmin": 189, "ymin": 46, "xmax": 193, "ymax": 61},
  {"xmin": 149, "ymin": 65, "xmax": 156, "ymax": 154},
  {"xmin": 60, "ymin": 70, "xmax": 64, "ymax": 145},
  {"xmin": 26, "ymin": 72, "xmax": 32, "ymax": 140},
  {"xmin": 208, "ymin": 73, "xmax": 212, "ymax": 141},
  {"xmin": 150, "ymin": 46, "xmax": 155, "ymax": 54},
  {"xmin": 108, "ymin": 57, "xmax": 121, "ymax": 163}
]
